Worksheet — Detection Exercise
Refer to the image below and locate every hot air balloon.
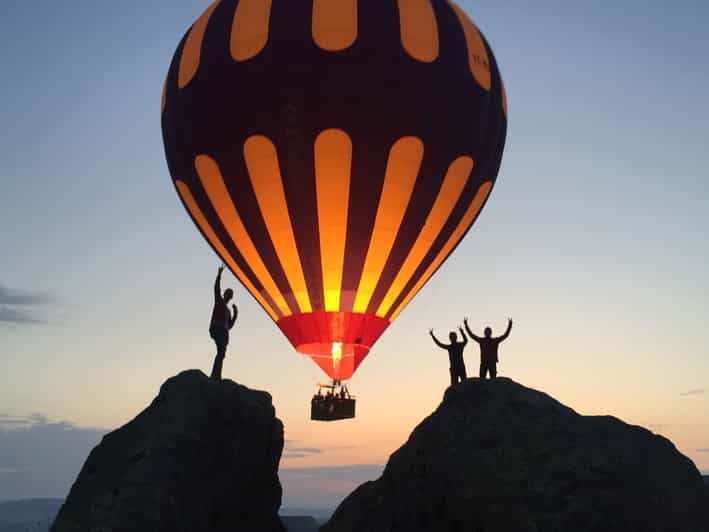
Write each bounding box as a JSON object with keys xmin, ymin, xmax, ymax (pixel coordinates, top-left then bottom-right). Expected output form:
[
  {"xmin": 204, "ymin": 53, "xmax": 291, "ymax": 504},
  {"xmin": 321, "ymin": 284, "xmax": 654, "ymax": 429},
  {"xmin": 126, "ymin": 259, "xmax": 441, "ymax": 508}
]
[{"xmin": 162, "ymin": 0, "xmax": 507, "ymax": 419}]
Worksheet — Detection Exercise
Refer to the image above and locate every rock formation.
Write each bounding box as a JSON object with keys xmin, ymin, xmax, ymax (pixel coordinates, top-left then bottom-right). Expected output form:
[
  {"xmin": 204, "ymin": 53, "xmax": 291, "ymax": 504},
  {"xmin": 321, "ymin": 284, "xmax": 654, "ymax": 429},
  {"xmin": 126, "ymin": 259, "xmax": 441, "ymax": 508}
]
[
  {"xmin": 323, "ymin": 378, "xmax": 709, "ymax": 532},
  {"xmin": 51, "ymin": 370, "xmax": 285, "ymax": 532}
]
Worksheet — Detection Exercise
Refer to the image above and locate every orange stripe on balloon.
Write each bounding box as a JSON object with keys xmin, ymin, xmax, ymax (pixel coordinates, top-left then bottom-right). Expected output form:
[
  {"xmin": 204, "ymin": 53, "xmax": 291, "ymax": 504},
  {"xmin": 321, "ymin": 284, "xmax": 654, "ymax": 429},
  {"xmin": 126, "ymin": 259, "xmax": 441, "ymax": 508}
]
[
  {"xmin": 231, "ymin": 0, "xmax": 272, "ymax": 61},
  {"xmin": 389, "ymin": 181, "xmax": 492, "ymax": 321},
  {"xmin": 312, "ymin": 0, "xmax": 358, "ymax": 51},
  {"xmin": 314, "ymin": 129, "xmax": 352, "ymax": 312},
  {"xmin": 243, "ymin": 135, "xmax": 313, "ymax": 313},
  {"xmin": 194, "ymin": 154, "xmax": 292, "ymax": 317},
  {"xmin": 161, "ymin": 79, "xmax": 166, "ymax": 114},
  {"xmin": 501, "ymin": 77, "xmax": 508, "ymax": 117},
  {"xmin": 353, "ymin": 136, "xmax": 423, "ymax": 313},
  {"xmin": 376, "ymin": 155, "xmax": 474, "ymax": 317},
  {"xmin": 174, "ymin": 179, "xmax": 279, "ymax": 321},
  {"xmin": 397, "ymin": 0, "xmax": 439, "ymax": 62},
  {"xmin": 448, "ymin": 1, "xmax": 491, "ymax": 91},
  {"xmin": 178, "ymin": 0, "xmax": 220, "ymax": 88}
]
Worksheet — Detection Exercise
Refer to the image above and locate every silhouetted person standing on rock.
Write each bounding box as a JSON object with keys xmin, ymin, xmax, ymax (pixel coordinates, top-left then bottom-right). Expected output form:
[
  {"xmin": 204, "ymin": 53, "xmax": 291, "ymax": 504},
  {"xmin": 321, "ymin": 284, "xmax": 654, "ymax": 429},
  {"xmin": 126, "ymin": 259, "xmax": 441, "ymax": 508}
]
[
  {"xmin": 430, "ymin": 328, "xmax": 468, "ymax": 386},
  {"xmin": 210, "ymin": 266, "xmax": 238, "ymax": 380},
  {"xmin": 464, "ymin": 317, "xmax": 512, "ymax": 379}
]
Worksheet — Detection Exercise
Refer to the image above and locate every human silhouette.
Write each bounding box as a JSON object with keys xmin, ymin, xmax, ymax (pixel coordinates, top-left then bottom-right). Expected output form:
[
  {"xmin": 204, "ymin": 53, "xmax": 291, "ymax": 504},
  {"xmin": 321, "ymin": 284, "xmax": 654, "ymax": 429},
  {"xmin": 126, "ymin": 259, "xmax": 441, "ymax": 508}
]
[
  {"xmin": 209, "ymin": 266, "xmax": 238, "ymax": 380},
  {"xmin": 429, "ymin": 327, "xmax": 468, "ymax": 386},
  {"xmin": 464, "ymin": 317, "xmax": 512, "ymax": 379}
]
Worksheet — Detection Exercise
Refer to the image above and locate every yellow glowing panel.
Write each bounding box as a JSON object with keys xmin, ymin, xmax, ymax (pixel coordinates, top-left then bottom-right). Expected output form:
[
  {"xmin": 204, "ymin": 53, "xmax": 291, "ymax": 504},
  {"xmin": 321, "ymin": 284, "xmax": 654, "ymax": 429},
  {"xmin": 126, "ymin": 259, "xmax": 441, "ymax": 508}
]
[
  {"xmin": 178, "ymin": 1, "xmax": 220, "ymax": 88},
  {"xmin": 390, "ymin": 181, "xmax": 492, "ymax": 320},
  {"xmin": 376, "ymin": 156, "xmax": 474, "ymax": 317},
  {"xmin": 353, "ymin": 137, "xmax": 423, "ymax": 312},
  {"xmin": 243, "ymin": 135, "xmax": 312, "ymax": 312},
  {"xmin": 231, "ymin": 0, "xmax": 272, "ymax": 61},
  {"xmin": 312, "ymin": 0, "xmax": 358, "ymax": 51},
  {"xmin": 448, "ymin": 1, "xmax": 491, "ymax": 91},
  {"xmin": 314, "ymin": 129, "xmax": 352, "ymax": 311},
  {"xmin": 175, "ymin": 179, "xmax": 279, "ymax": 321},
  {"xmin": 331, "ymin": 341, "xmax": 343, "ymax": 369},
  {"xmin": 195, "ymin": 155, "xmax": 291, "ymax": 316},
  {"xmin": 398, "ymin": 0, "xmax": 439, "ymax": 62}
]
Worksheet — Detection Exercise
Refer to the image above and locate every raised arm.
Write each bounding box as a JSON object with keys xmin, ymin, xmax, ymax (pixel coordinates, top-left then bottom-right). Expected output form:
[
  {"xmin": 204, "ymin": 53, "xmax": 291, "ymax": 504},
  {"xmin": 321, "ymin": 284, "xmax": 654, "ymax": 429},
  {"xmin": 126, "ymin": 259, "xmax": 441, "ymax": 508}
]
[
  {"xmin": 459, "ymin": 327, "xmax": 468, "ymax": 346},
  {"xmin": 229, "ymin": 304, "xmax": 238, "ymax": 329},
  {"xmin": 498, "ymin": 318, "xmax": 513, "ymax": 341},
  {"xmin": 214, "ymin": 265, "xmax": 224, "ymax": 301},
  {"xmin": 463, "ymin": 318, "xmax": 481, "ymax": 342},
  {"xmin": 429, "ymin": 329, "xmax": 448, "ymax": 349}
]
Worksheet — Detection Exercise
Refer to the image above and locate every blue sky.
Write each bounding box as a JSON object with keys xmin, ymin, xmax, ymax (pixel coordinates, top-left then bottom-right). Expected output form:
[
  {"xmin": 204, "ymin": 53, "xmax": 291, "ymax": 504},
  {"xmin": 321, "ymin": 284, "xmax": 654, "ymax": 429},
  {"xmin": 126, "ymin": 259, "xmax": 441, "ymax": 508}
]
[{"xmin": 1, "ymin": 0, "xmax": 708, "ymax": 506}]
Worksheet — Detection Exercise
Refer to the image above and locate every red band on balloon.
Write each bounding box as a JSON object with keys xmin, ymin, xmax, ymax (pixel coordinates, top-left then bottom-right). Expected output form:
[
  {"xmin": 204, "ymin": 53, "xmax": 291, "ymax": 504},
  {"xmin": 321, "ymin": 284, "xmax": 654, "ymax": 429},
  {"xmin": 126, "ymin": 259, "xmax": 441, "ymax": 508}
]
[{"xmin": 277, "ymin": 311, "xmax": 390, "ymax": 380}]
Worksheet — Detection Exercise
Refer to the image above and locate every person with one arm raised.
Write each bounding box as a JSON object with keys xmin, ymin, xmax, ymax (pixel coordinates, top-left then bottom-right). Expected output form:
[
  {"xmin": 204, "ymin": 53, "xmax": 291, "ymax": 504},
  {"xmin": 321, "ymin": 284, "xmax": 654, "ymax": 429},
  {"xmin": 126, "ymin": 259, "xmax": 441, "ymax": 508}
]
[
  {"xmin": 209, "ymin": 265, "xmax": 238, "ymax": 380},
  {"xmin": 464, "ymin": 317, "xmax": 512, "ymax": 380},
  {"xmin": 429, "ymin": 327, "xmax": 469, "ymax": 387}
]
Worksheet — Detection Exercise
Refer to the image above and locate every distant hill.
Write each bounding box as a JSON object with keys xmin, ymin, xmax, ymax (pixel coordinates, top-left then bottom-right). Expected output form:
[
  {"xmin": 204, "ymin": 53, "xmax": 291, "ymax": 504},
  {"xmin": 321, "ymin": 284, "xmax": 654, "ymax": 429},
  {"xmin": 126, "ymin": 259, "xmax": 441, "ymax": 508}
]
[
  {"xmin": 281, "ymin": 507, "xmax": 333, "ymax": 522},
  {"xmin": 0, "ymin": 499, "xmax": 320, "ymax": 532},
  {"xmin": 281, "ymin": 515, "xmax": 320, "ymax": 532},
  {"xmin": 0, "ymin": 498, "xmax": 324, "ymax": 531},
  {"xmin": 0, "ymin": 499, "xmax": 62, "ymax": 532}
]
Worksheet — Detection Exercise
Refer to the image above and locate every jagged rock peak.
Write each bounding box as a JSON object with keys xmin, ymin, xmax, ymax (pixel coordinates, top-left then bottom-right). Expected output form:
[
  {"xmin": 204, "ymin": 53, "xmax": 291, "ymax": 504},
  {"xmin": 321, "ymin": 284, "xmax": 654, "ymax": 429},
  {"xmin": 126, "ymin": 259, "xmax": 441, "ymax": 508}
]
[
  {"xmin": 323, "ymin": 377, "xmax": 709, "ymax": 532},
  {"xmin": 52, "ymin": 369, "xmax": 285, "ymax": 532}
]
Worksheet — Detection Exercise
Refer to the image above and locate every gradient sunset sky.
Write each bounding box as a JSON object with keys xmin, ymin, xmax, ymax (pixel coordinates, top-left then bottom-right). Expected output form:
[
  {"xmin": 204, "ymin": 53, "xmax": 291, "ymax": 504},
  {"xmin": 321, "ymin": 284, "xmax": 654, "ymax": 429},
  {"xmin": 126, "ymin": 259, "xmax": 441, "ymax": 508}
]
[{"xmin": 1, "ymin": 0, "xmax": 708, "ymax": 507}]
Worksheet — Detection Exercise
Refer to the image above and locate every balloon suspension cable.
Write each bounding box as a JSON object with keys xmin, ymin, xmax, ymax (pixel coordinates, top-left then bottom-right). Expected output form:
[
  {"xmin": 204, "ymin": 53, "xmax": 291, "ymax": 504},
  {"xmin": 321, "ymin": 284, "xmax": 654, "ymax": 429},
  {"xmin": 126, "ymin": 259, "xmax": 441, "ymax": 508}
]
[{"xmin": 315, "ymin": 379, "xmax": 353, "ymax": 398}]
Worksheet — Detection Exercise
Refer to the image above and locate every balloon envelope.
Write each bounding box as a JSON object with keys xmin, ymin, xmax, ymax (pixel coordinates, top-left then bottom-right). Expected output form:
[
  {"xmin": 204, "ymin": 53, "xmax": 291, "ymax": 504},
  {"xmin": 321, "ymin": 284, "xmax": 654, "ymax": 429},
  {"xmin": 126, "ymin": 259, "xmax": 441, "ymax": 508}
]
[{"xmin": 162, "ymin": 0, "xmax": 507, "ymax": 380}]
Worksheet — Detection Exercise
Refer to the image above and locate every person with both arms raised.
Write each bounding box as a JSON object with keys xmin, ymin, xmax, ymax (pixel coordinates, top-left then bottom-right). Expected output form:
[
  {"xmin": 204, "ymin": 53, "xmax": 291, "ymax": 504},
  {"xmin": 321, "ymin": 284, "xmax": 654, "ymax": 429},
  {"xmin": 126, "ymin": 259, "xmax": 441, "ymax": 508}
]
[
  {"xmin": 464, "ymin": 317, "xmax": 513, "ymax": 379},
  {"xmin": 429, "ymin": 327, "xmax": 469, "ymax": 386}
]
